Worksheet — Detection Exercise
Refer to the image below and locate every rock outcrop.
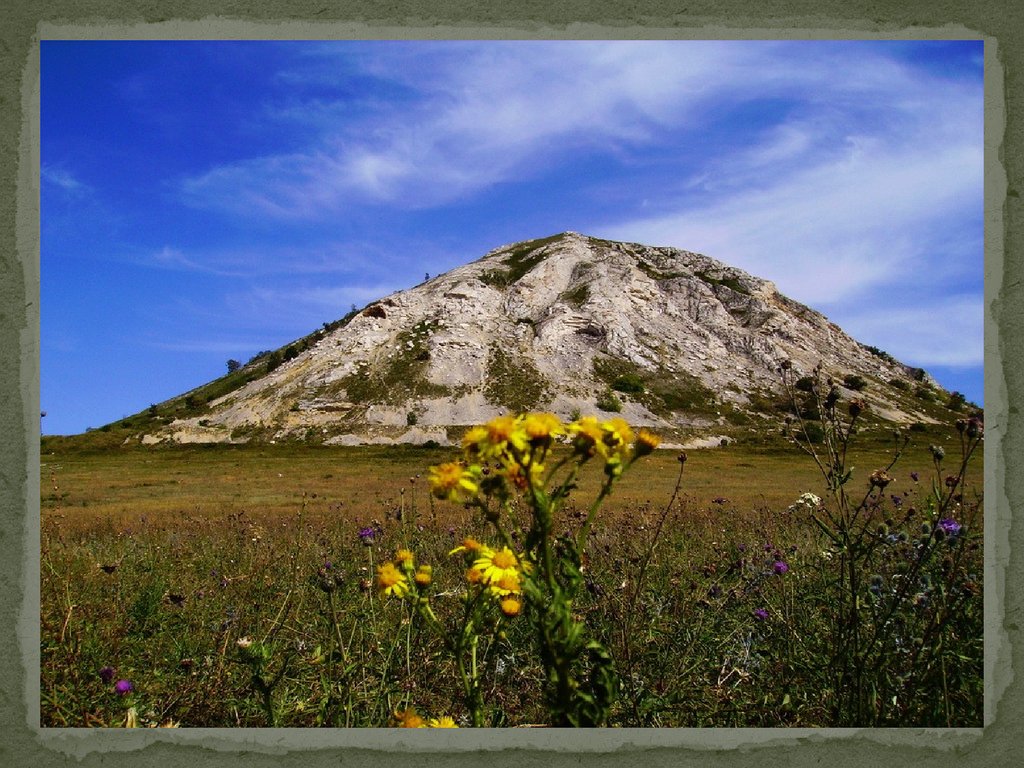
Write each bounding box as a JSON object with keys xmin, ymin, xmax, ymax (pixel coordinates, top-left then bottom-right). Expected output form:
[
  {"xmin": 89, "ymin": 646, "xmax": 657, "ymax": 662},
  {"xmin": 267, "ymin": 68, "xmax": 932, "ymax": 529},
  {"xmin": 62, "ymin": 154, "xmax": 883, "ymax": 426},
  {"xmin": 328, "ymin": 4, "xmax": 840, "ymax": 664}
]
[{"xmin": 143, "ymin": 232, "xmax": 943, "ymax": 445}]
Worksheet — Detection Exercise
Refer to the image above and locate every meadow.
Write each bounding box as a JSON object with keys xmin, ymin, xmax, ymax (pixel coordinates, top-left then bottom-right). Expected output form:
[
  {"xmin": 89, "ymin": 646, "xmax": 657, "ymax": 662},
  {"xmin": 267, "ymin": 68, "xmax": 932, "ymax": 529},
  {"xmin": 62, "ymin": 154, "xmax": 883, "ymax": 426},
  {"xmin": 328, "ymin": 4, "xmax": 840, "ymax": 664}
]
[{"xmin": 40, "ymin": 403, "xmax": 984, "ymax": 728}]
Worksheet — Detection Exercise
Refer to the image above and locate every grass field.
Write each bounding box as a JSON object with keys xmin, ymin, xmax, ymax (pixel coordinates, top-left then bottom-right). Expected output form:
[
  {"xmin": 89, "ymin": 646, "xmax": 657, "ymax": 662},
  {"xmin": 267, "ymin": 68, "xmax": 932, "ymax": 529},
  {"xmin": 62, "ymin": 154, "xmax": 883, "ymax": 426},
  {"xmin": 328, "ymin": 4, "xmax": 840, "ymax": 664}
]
[{"xmin": 40, "ymin": 418, "xmax": 984, "ymax": 728}]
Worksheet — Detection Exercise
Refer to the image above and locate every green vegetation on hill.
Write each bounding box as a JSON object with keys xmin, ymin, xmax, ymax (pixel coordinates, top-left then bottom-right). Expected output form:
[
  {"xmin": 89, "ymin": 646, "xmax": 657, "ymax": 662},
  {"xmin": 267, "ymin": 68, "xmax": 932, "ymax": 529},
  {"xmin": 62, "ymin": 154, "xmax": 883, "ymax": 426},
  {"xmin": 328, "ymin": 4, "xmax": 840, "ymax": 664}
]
[
  {"xmin": 479, "ymin": 233, "xmax": 564, "ymax": 288},
  {"xmin": 593, "ymin": 356, "xmax": 717, "ymax": 417},
  {"xmin": 484, "ymin": 344, "xmax": 550, "ymax": 412}
]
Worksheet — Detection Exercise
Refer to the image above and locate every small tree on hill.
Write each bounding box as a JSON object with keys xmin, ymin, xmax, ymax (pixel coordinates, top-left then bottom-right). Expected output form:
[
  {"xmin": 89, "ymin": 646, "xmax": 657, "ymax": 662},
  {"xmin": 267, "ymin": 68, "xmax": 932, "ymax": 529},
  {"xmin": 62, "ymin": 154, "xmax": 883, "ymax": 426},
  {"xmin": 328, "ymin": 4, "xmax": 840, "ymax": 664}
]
[{"xmin": 227, "ymin": 359, "xmax": 241, "ymax": 373}]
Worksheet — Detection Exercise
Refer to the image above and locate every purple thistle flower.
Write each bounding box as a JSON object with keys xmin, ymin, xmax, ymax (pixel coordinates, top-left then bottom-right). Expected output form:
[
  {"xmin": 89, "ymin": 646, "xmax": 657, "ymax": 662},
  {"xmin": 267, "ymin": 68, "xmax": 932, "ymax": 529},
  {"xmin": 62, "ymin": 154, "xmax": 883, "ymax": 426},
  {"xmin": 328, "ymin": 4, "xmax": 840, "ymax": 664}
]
[
  {"xmin": 772, "ymin": 560, "xmax": 789, "ymax": 576},
  {"xmin": 910, "ymin": 472, "xmax": 920, "ymax": 482},
  {"xmin": 114, "ymin": 679, "xmax": 133, "ymax": 695},
  {"xmin": 358, "ymin": 526, "xmax": 376, "ymax": 546},
  {"xmin": 753, "ymin": 608, "xmax": 769, "ymax": 622},
  {"xmin": 98, "ymin": 666, "xmax": 115, "ymax": 683},
  {"xmin": 938, "ymin": 518, "xmax": 962, "ymax": 536}
]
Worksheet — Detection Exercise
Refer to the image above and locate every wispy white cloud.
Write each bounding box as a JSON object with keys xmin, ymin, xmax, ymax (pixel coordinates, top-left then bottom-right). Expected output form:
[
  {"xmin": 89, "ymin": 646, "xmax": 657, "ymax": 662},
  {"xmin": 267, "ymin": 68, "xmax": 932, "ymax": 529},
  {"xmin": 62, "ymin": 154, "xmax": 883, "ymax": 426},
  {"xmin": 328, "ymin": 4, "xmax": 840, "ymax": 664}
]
[
  {"xmin": 837, "ymin": 296, "xmax": 983, "ymax": 368},
  {"xmin": 178, "ymin": 41, "xmax": 784, "ymax": 216},
  {"xmin": 42, "ymin": 165, "xmax": 89, "ymax": 194}
]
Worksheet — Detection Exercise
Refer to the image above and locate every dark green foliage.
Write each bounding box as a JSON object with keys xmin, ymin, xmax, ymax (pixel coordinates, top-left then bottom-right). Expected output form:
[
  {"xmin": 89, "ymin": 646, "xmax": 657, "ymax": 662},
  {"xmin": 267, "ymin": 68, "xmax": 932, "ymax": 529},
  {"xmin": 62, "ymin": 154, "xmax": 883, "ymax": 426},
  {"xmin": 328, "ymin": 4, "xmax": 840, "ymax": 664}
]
[
  {"xmin": 843, "ymin": 374, "xmax": 868, "ymax": 391},
  {"xmin": 795, "ymin": 376, "xmax": 815, "ymax": 392},
  {"xmin": 888, "ymin": 378, "xmax": 909, "ymax": 391},
  {"xmin": 864, "ymin": 345, "xmax": 896, "ymax": 364},
  {"xmin": 593, "ymin": 357, "xmax": 716, "ymax": 416},
  {"xmin": 595, "ymin": 390, "xmax": 622, "ymax": 413},
  {"xmin": 227, "ymin": 359, "xmax": 241, "ymax": 373},
  {"xmin": 265, "ymin": 350, "xmax": 283, "ymax": 373},
  {"xmin": 948, "ymin": 391, "xmax": 967, "ymax": 411},
  {"xmin": 611, "ymin": 373, "xmax": 645, "ymax": 395},
  {"xmin": 695, "ymin": 269, "xmax": 750, "ymax": 295},
  {"xmin": 562, "ymin": 283, "xmax": 591, "ymax": 307},
  {"xmin": 796, "ymin": 421, "xmax": 824, "ymax": 443}
]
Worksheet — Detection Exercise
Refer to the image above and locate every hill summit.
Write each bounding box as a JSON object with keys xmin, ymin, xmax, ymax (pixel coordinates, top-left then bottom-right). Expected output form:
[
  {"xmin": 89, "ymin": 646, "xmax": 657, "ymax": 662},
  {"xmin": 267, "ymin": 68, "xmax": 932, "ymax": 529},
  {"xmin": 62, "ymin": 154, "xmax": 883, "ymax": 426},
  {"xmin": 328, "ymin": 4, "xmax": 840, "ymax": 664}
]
[{"xmin": 136, "ymin": 232, "xmax": 952, "ymax": 447}]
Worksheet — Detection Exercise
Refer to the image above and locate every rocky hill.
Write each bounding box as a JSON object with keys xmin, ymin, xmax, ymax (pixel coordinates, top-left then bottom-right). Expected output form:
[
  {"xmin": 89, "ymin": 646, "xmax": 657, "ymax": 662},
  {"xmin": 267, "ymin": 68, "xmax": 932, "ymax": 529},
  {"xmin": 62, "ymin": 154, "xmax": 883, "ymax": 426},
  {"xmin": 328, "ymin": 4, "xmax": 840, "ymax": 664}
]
[{"xmin": 131, "ymin": 232, "xmax": 957, "ymax": 447}]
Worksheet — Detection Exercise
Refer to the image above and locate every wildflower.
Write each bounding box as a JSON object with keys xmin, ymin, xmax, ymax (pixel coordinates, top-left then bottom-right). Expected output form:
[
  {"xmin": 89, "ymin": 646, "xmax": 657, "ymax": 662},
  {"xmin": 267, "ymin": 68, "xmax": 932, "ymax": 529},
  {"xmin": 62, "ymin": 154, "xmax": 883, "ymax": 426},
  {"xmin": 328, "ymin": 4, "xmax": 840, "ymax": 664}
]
[
  {"xmin": 752, "ymin": 608, "xmax": 769, "ymax": 621},
  {"xmin": 602, "ymin": 417, "xmax": 635, "ymax": 450},
  {"xmin": 377, "ymin": 562, "xmax": 410, "ymax": 598},
  {"xmin": 428, "ymin": 462, "xmax": 480, "ymax": 502},
  {"xmin": 938, "ymin": 518, "xmax": 962, "ymax": 537},
  {"xmin": 115, "ymin": 679, "xmax": 134, "ymax": 696},
  {"xmin": 428, "ymin": 716, "xmax": 459, "ymax": 728},
  {"xmin": 465, "ymin": 567, "xmax": 484, "ymax": 585},
  {"xmin": 635, "ymin": 428, "xmax": 661, "ymax": 456},
  {"xmin": 910, "ymin": 471, "xmax": 920, "ymax": 482},
  {"xmin": 848, "ymin": 398, "xmax": 865, "ymax": 418},
  {"xmin": 569, "ymin": 416, "xmax": 606, "ymax": 456},
  {"xmin": 98, "ymin": 666, "xmax": 116, "ymax": 683},
  {"xmin": 414, "ymin": 564, "xmax": 433, "ymax": 587},
  {"xmin": 485, "ymin": 414, "xmax": 525, "ymax": 449},
  {"xmin": 929, "ymin": 444, "xmax": 945, "ymax": 462},
  {"xmin": 473, "ymin": 546, "xmax": 522, "ymax": 585},
  {"xmin": 358, "ymin": 526, "xmax": 376, "ymax": 546},
  {"xmin": 966, "ymin": 416, "xmax": 983, "ymax": 439},
  {"xmin": 521, "ymin": 412, "xmax": 563, "ymax": 445},
  {"xmin": 394, "ymin": 549, "xmax": 415, "ymax": 568},
  {"xmin": 394, "ymin": 708, "xmax": 426, "ymax": 728},
  {"xmin": 499, "ymin": 597, "xmax": 522, "ymax": 617},
  {"xmin": 489, "ymin": 571, "xmax": 522, "ymax": 597},
  {"xmin": 772, "ymin": 560, "xmax": 789, "ymax": 576},
  {"xmin": 449, "ymin": 536, "xmax": 483, "ymax": 556},
  {"xmin": 461, "ymin": 425, "xmax": 490, "ymax": 456}
]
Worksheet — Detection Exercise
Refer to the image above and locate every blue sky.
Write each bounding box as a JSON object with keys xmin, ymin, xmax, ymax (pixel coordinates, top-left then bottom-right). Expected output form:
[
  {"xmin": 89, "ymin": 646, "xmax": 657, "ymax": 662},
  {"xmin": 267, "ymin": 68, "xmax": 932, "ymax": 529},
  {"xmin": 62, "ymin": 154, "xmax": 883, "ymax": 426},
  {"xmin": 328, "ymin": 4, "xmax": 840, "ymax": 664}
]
[{"xmin": 40, "ymin": 40, "xmax": 985, "ymax": 436}]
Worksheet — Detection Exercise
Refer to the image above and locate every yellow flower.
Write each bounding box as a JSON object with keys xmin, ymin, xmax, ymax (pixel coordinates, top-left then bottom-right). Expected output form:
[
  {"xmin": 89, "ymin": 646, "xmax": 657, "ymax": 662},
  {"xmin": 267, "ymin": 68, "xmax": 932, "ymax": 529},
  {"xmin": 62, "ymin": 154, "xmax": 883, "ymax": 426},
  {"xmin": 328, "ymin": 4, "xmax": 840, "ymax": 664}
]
[
  {"xmin": 428, "ymin": 462, "xmax": 480, "ymax": 502},
  {"xmin": 394, "ymin": 707, "xmax": 426, "ymax": 728},
  {"xmin": 428, "ymin": 716, "xmax": 459, "ymax": 728},
  {"xmin": 461, "ymin": 425, "xmax": 490, "ymax": 455},
  {"xmin": 414, "ymin": 564, "xmax": 433, "ymax": 587},
  {"xmin": 473, "ymin": 546, "xmax": 522, "ymax": 585},
  {"xmin": 489, "ymin": 570, "xmax": 522, "ymax": 596},
  {"xmin": 465, "ymin": 566, "xmax": 484, "ymax": 585},
  {"xmin": 449, "ymin": 536, "xmax": 483, "ymax": 556},
  {"xmin": 395, "ymin": 548, "xmax": 415, "ymax": 568},
  {"xmin": 486, "ymin": 414, "xmax": 520, "ymax": 446},
  {"xmin": 377, "ymin": 562, "xmax": 410, "ymax": 598},
  {"xmin": 569, "ymin": 416, "xmax": 607, "ymax": 457},
  {"xmin": 635, "ymin": 428, "xmax": 661, "ymax": 456},
  {"xmin": 602, "ymin": 417, "xmax": 634, "ymax": 452},
  {"xmin": 499, "ymin": 597, "xmax": 522, "ymax": 617},
  {"xmin": 521, "ymin": 412, "xmax": 563, "ymax": 444}
]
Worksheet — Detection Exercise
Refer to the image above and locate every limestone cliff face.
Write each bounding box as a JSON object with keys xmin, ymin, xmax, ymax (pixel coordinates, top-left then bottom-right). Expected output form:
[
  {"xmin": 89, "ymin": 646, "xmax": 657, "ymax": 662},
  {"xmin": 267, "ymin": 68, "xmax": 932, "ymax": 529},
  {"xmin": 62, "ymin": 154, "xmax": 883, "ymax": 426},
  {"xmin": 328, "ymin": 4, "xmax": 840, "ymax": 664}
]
[{"xmin": 149, "ymin": 232, "xmax": 937, "ymax": 445}]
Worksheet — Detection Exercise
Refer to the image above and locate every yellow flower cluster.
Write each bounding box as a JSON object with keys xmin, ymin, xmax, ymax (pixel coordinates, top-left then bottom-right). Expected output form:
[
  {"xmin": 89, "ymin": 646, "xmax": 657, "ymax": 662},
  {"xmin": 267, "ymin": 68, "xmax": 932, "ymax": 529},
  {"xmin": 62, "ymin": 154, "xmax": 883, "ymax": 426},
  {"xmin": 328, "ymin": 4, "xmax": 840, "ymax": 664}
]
[
  {"xmin": 429, "ymin": 413, "xmax": 660, "ymax": 500},
  {"xmin": 394, "ymin": 708, "xmax": 460, "ymax": 728},
  {"xmin": 451, "ymin": 539, "xmax": 528, "ymax": 615},
  {"xmin": 377, "ymin": 549, "xmax": 434, "ymax": 598}
]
